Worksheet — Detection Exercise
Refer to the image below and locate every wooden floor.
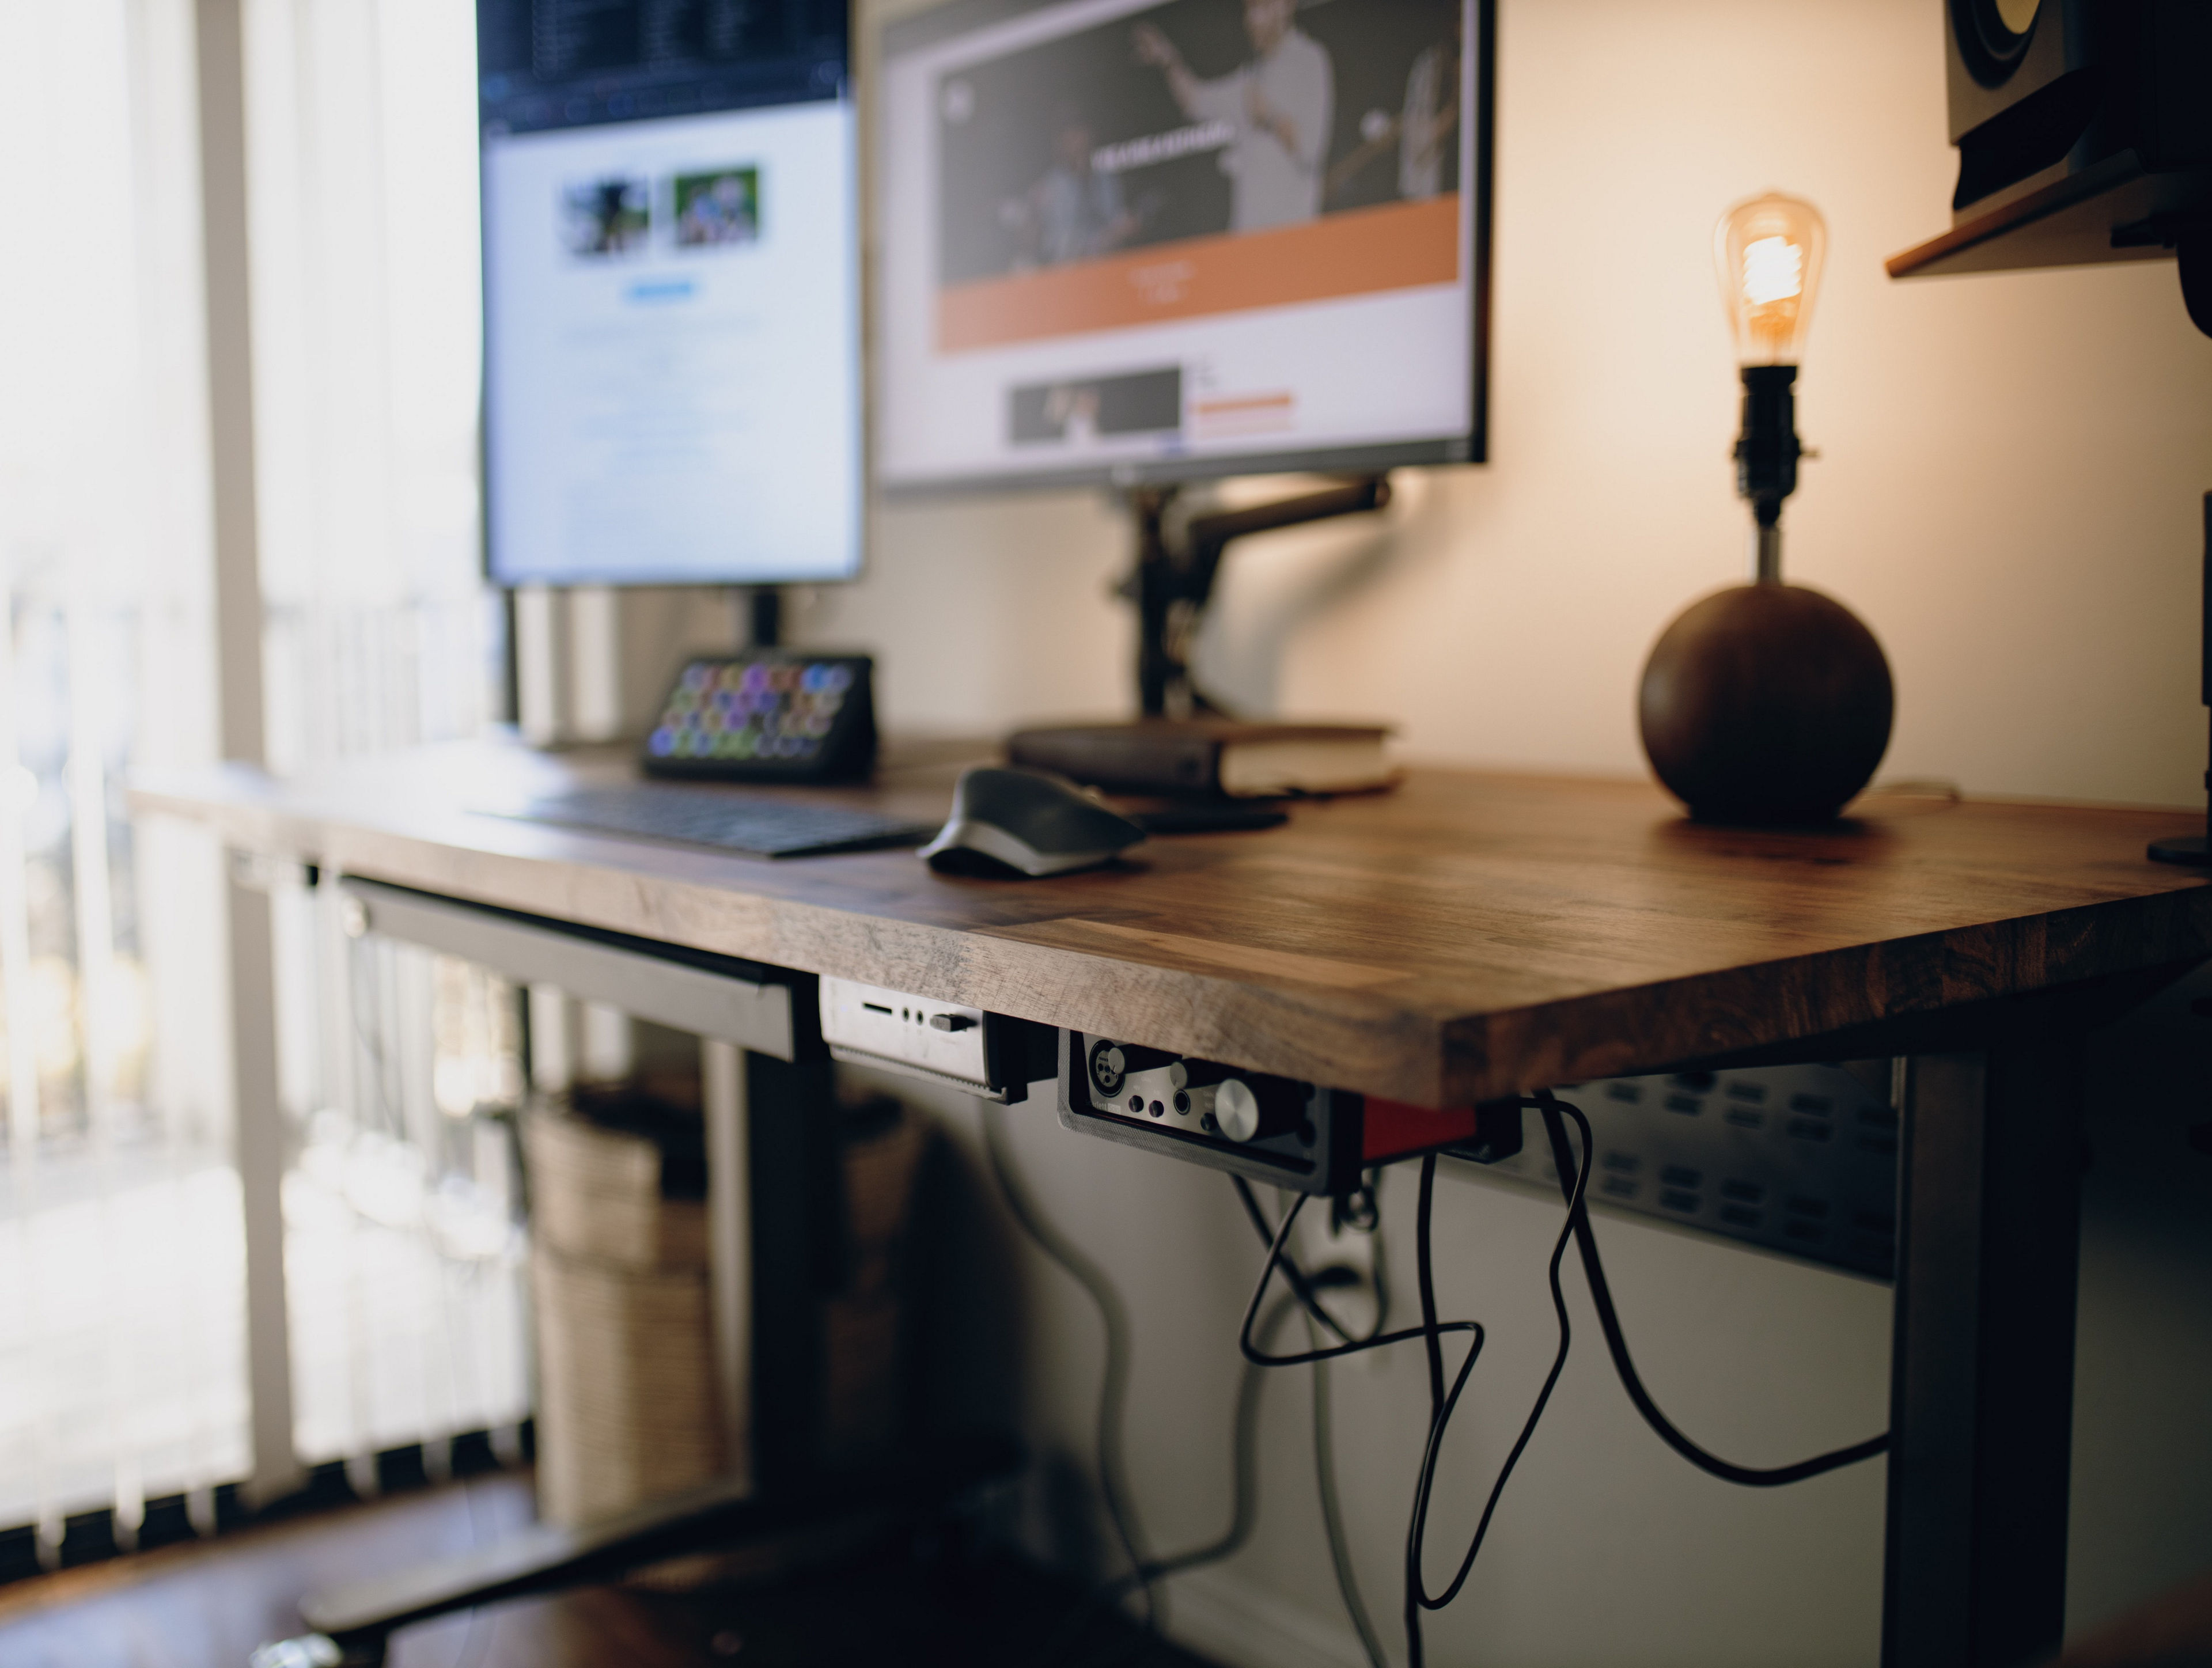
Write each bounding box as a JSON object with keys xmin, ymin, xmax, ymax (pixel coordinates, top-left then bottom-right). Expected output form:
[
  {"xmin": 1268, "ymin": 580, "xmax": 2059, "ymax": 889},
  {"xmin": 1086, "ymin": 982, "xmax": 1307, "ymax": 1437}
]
[{"xmin": 0, "ymin": 1474, "xmax": 1218, "ymax": 1668}]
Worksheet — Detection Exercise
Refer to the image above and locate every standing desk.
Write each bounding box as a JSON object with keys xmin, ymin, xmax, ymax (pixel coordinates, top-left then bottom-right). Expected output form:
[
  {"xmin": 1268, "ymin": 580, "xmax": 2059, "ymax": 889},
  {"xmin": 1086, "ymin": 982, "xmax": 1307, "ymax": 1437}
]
[{"xmin": 134, "ymin": 737, "xmax": 2212, "ymax": 1668}]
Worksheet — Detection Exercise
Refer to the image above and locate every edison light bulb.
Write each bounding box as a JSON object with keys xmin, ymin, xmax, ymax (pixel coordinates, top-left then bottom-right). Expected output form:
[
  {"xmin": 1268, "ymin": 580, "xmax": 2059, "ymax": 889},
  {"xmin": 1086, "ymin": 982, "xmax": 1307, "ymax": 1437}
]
[{"xmin": 1715, "ymin": 193, "xmax": 1827, "ymax": 365}]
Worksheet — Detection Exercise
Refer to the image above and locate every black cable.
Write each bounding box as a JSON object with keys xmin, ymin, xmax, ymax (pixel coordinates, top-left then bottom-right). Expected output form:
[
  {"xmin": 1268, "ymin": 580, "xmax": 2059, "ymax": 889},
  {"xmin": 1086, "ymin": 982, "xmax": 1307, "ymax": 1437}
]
[
  {"xmin": 1231, "ymin": 1174, "xmax": 1369, "ymax": 1345},
  {"xmin": 1116, "ymin": 1174, "xmax": 1391, "ymax": 1602},
  {"xmin": 979, "ymin": 1102, "xmax": 1154, "ymax": 1626},
  {"xmin": 1019, "ymin": 1174, "xmax": 1383, "ymax": 1668},
  {"xmin": 1408, "ymin": 1154, "xmax": 1446, "ymax": 1668},
  {"xmin": 1405, "ymin": 1101, "xmax": 1592, "ymax": 1621},
  {"xmin": 1031, "ymin": 1292, "xmax": 1300, "ymax": 1668},
  {"xmin": 1129, "ymin": 1291, "xmax": 1295, "ymax": 1584},
  {"xmin": 1308, "ymin": 1311, "xmax": 1390, "ymax": 1668},
  {"xmin": 1226, "ymin": 1179, "xmax": 1390, "ymax": 1668},
  {"xmin": 1232, "ymin": 1186, "xmax": 1482, "ymax": 1668},
  {"xmin": 1532, "ymin": 1087, "xmax": 1890, "ymax": 1487},
  {"xmin": 1355, "ymin": 1174, "xmax": 1393, "ymax": 1343},
  {"xmin": 1225, "ymin": 1088, "xmax": 1887, "ymax": 1665},
  {"xmin": 1236, "ymin": 1191, "xmax": 1479, "ymax": 1373},
  {"xmin": 1415, "ymin": 1154, "xmax": 1445, "ymax": 1417},
  {"xmin": 1226, "ymin": 1114, "xmax": 1593, "ymax": 1667}
]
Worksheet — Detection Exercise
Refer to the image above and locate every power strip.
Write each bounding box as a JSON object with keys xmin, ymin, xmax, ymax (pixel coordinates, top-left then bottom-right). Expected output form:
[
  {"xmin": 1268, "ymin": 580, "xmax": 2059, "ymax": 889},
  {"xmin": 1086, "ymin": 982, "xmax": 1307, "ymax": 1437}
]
[{"xmin": 1457, "ymin": 1062, "xmax": 1900, "ymax": 1279}]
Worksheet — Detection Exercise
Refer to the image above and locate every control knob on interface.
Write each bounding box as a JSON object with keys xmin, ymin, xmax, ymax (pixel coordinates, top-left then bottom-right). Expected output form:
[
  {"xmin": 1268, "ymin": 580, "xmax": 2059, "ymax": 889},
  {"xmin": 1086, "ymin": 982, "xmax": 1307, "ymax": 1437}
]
[
  {"xmin": 1195, "ymin": 1077, "xmax": 1293, "ymax": 1143},
  {"xmin": 1214, "ymin": 1079, "xmax": 1263, "ymax": 1142}
]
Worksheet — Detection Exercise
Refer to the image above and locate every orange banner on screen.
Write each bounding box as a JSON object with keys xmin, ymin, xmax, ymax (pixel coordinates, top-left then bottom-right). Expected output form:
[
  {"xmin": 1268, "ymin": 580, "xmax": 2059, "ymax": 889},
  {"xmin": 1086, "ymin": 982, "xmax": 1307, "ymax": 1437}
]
[{"xmin": 937, "ymin": 196, "xmax": 1460, "ymax": 354}]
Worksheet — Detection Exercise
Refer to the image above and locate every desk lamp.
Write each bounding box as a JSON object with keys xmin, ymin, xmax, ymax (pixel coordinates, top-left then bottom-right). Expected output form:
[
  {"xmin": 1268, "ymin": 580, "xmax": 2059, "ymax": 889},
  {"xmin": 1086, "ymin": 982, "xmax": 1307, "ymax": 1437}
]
[{"xmin": 1639, "ymin": 194, "xmax": 1895, "ymax": 823}]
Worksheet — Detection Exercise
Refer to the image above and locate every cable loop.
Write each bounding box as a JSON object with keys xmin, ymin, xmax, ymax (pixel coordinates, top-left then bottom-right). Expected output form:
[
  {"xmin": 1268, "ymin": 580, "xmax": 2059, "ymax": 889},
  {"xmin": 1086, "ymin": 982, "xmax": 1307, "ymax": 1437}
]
[
  {"xmin": 1237, "ymin": 1185, "xmax": 1480, "ymax": 1370},
  {"xmin": 1531, "ymin": 1087, "xmax": 1890, "ymax": 1487}
]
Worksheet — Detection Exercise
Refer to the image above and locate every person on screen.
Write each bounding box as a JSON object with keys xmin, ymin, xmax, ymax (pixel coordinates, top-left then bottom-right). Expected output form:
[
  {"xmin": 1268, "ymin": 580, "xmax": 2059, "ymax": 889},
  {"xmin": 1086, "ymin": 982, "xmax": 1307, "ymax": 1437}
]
[
  {"xmin": 1133, "ymin": 0, "xmax": 1334, "ymax": 233},
  {"xmin": 585, "ymin": 179, "xmax": 645, "ymax": 255},
  {"xmin": 1398, "ymin": 13, "xmax": 1462, "ymax": 201},
  {"xmin": 1045, "ymin": 382, "xmax": 1101, "ymax": 443},
  {"xmin": 1320, "ymin": 11, "xmax": 1462, "ymax": 207},
  {"xmin": 1010, "ymin": 104, "xmax": 1138, "ymax": 266}
]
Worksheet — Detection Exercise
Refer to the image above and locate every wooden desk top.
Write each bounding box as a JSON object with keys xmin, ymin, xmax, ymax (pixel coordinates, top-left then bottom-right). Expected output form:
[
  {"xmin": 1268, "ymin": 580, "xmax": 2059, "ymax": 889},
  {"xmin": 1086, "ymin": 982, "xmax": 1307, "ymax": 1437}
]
[{"xmin": 131, "ymin": 738, "xmax": 2212, "ymax": 1106}]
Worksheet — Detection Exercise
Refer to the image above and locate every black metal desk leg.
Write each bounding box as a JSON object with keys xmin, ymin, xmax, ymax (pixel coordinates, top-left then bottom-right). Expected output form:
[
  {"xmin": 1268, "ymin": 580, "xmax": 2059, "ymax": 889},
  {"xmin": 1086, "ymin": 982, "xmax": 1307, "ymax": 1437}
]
[
  {"xmin": 1883, "ymin": 1038, "xmax": 2085, "ymax": 1668},
  {"xmin": 742, "ymin": 1045, "xmax": 839, "ymax": 1492}
]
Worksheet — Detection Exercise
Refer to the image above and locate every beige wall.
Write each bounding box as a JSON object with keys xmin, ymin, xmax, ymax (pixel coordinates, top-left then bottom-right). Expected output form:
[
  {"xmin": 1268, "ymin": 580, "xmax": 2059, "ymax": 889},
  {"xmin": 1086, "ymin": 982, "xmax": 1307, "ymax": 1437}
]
[
  {"xmin": 791, "ymin": 1, "xmax": 2212, "ymax": 1663},
  {"xmin": 820, "ymin": 0, "xmax": 2212, "ymax": 809}
]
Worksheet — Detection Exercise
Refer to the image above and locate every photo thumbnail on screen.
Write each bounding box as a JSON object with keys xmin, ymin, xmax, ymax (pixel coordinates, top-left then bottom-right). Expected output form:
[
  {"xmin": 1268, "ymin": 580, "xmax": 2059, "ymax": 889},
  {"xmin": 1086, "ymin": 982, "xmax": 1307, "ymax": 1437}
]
[
  {"xmin": 937, "ymin": 0, "xmax": 1464, "ymax": 287},
  {"xmin": 1010, "ymin": 366, "xmax": 1182, "ymax": 445},
  {"xmin": 561, "ymin": 175, "xmax": 652, "ymax": 257},
  {"xmin": 675, "ymin": 166, "xmax": 762, "ymax": 248}
]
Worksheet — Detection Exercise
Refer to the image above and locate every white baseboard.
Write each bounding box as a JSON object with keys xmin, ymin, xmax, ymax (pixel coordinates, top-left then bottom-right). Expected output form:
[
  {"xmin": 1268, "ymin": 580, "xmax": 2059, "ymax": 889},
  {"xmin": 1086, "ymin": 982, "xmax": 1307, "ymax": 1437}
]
[{"xmin": 1159, "ymin": 1565, "xmax": 1377, "ymax": 1668}]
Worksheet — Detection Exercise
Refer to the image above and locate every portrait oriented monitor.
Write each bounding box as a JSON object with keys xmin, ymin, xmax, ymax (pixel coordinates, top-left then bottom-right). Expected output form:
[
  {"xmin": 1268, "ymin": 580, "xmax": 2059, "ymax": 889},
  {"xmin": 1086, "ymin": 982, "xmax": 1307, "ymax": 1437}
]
[
  {"xmin": 477, "ymin": 0, "xmax": 862, "ymax": 586},
  {"xmin": 874, "ymin": 0, "xmax": 1491, "ymax": 495}
]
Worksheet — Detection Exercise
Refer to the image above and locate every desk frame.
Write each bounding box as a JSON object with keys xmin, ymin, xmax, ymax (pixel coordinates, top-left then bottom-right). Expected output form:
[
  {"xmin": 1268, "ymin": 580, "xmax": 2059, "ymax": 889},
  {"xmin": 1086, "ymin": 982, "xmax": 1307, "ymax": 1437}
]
[
  {"xmin": 336, "ymin": 873, "xmax": 2156, "ymax": 1667},
  {"xmin": 1685, "ymin": 970, "xmax": 2187, "ymax": 1667},
  {"xmin": 1887, "ymin": 1037, "xmax": 2084, "ymax": 1668},
  {"xmin": 149, "ymin": 749, "xmax": 2212, "ymax": 1667}
]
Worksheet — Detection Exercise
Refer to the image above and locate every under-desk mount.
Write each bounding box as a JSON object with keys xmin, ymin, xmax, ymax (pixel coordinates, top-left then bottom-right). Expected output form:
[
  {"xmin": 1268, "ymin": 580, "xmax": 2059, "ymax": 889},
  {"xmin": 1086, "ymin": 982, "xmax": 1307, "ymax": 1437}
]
[{"xmin": 336, "ymin": 877, "xmax": 798, "ymax": 1056}]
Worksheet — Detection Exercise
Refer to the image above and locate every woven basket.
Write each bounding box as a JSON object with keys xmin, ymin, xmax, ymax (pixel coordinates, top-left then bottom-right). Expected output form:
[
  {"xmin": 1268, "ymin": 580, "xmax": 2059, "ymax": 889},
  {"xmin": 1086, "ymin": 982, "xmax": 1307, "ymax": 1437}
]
[{"xmin": 525, "ymin": 1085, "xmax": 929, "ymax": 1530}]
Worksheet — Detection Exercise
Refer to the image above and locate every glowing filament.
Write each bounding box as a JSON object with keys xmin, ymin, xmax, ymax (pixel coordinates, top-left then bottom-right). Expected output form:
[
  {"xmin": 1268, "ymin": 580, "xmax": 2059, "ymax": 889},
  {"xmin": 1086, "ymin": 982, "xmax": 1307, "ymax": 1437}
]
[{"xmin": 1740, "ymin": 236, "xmax": 1802, "ymax": 306}]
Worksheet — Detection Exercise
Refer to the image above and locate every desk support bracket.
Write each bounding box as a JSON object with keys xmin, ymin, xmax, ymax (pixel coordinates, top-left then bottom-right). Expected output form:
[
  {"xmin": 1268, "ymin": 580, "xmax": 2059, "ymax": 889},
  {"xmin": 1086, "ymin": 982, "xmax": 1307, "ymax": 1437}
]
[{"xmin": 336, "ymin": 877, "xmax": 794, "ymax": 1057}]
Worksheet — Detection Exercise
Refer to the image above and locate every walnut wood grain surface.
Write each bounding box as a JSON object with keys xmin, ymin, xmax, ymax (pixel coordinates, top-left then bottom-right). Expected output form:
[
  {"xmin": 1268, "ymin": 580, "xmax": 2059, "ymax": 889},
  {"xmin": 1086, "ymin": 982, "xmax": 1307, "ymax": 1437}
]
[{"xmin": 130, "ymin": 739, "xmax": 2212, "ymax": 1106}]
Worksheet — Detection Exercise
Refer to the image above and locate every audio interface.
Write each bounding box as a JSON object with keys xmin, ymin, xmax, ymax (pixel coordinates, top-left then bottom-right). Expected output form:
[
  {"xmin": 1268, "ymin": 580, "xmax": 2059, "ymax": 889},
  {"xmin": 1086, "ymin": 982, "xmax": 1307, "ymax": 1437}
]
[{"xmin": 1056, "ymin": 1030, "xmax": 1522, "ymax": 1194}]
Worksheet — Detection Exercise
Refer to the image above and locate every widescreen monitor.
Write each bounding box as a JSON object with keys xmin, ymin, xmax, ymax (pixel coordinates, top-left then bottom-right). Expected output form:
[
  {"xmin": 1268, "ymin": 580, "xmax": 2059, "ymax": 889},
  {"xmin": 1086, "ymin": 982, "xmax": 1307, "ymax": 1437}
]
[
  {"xmin": 874, "ymin": 0, "xmax": 1491, "ymax": 495},
  {"xmin": 478, "ymin": 0, "xmax": 862, "ymax": 585}
]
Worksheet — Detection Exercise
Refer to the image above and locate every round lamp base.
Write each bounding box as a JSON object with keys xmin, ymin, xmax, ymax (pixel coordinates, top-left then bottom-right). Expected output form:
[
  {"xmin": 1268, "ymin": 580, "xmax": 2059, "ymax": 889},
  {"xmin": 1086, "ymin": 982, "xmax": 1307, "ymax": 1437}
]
[{"xmin": 1639, "ymin": 583, "xmax": 1895, "ymax": 825}]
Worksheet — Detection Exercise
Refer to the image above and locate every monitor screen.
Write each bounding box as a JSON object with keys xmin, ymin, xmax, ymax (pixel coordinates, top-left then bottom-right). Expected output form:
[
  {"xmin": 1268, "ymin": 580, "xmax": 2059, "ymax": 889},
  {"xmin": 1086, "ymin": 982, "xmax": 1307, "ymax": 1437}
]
[
  {"xmin": 874, "ymin": 0, "xmax": 1490, "ymax": 495},
  {"xmin": 478, "ymin": 0, "xmax": 862, "ymax": 586}
]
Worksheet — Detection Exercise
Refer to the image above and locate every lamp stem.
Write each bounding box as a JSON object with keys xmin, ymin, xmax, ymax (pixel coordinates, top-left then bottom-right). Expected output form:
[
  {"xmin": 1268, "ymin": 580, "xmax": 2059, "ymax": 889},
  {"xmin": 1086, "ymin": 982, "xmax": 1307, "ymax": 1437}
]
[
  {"xmin": 1736, "ymin": 365, "xmax": 1800, "ymax": 586},
  {"xmin": 1753, "ymin": 522, "xmax": 1783, "ymax": 584}
]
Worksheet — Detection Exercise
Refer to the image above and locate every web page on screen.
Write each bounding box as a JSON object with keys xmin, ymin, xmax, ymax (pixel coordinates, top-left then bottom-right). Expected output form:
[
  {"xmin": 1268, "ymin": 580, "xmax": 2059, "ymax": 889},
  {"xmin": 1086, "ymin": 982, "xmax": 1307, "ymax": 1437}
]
[
  {"xmin": 478, "ymin": 0, "xmax": 860, "ymax": 585},
  {"xmin": 877, "ymin": 0, "xmax": 1478, "ymax": 490}
]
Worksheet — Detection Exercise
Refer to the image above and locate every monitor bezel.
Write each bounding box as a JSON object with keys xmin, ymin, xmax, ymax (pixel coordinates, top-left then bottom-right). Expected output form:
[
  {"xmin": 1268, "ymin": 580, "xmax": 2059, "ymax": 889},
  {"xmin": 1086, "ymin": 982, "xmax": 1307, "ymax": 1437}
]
[
  {"xmin": 869, "ymin": 0, "xmax": 1494, "ymax": 501},
  {"xmin": 475, "ymin": 9, "xmax": 868, "ymax": 591}
]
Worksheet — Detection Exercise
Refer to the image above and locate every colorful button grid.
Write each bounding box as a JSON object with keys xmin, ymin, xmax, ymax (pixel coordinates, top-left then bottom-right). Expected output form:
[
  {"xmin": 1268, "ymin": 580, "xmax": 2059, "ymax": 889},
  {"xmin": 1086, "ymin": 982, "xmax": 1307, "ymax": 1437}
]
[{"xmin": 647, "ymin": 659, "xmax": 853, "ymax": 762}]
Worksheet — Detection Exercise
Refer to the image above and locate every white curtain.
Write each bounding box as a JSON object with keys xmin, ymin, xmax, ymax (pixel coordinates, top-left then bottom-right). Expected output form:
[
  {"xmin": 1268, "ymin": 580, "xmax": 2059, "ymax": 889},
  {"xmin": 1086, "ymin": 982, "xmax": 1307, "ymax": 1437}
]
[
  {"xmin": 238, "ymin": 0, "xmax": 529, "ymax": 1478},
  {"xmin": 0, "ymin": 0, "xmax": 527, "ymax": 1558},
  {"xmin": 243, "ymin": 0, "xmax": 497, "ymax": 775},
  {"xmin": 0, "ymin": 0, "xmax": 247, "ymax": 1559}
]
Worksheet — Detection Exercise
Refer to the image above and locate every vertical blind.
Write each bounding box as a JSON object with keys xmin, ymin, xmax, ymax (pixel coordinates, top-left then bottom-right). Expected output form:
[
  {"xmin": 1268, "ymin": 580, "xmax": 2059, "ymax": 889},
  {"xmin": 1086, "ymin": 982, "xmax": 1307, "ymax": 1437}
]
[
  {"xmin": 238, "ymin": 0, "xmax": 528, "ymax": 1477},
  {"xmin": 0, "ymin": 0, "xmax": 246, "ymax": 1560},
  {"xmin": 0, "ymin": 0, "xmax": 524, "ymax": 1561}
]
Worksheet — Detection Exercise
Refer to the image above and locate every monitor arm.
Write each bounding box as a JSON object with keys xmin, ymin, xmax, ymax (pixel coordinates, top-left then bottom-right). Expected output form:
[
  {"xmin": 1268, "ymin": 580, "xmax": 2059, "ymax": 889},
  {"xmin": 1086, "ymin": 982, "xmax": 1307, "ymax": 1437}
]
[{"xmin": 1126, "ymin": 475, "xmax": 1393, "ymax": 718}]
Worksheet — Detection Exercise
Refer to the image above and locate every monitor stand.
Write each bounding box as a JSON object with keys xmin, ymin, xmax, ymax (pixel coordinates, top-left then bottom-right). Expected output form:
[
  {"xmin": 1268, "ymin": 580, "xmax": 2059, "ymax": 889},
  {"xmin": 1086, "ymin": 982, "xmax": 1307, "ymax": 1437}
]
[
  {"xmin": 1124, "ymin": 475, "xmax": 1392, "ymax": 718},
  {"xmin": 744, "ymin": 584, "xmax": 783, "ymax": 650}
]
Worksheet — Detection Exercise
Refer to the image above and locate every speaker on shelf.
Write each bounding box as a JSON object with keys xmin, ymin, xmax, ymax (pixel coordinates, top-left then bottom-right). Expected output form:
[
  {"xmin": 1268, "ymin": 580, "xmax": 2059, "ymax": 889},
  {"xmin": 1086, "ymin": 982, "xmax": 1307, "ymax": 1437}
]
[
  {"xmin": 1892, "ymin": 0, "xmax": 2211, "ymax": 295},
  {"xmin": 1946, "ymin": 0, "xmax": 2210, "ymax": 215}
]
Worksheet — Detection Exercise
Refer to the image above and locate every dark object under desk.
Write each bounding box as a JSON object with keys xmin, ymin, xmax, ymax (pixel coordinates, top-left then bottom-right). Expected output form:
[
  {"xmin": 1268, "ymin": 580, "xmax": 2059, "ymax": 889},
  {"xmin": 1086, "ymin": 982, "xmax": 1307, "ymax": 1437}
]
[{"xmin": 132, "ymin": 740, "xmax": 2212, "ymax": 1668}]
